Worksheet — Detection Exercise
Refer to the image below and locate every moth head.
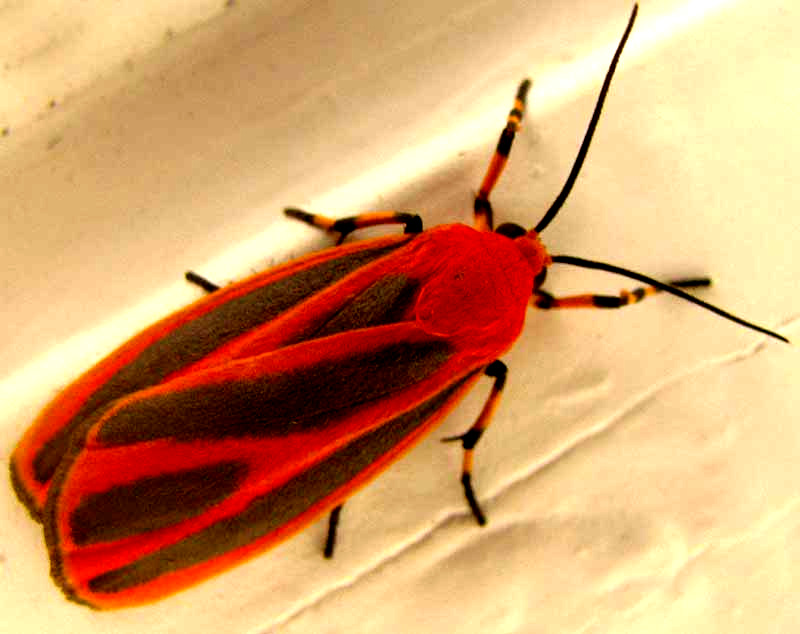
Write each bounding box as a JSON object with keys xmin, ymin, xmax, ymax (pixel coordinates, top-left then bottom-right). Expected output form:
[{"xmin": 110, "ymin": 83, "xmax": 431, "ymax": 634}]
[{"xmin": 494, "ymin": 222, "xmax": 551, "ymax": 289}]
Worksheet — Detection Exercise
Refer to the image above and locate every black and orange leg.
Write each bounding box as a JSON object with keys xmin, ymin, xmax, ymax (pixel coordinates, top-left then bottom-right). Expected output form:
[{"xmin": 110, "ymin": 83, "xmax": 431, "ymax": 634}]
[
  {"xmin": 184, "ymin": 209, "xmax": 423, "ymax": 291},
  {"xmin": 285, "ymin": 208, "xmax": 422, "ymax": 245},
  {"xmin": 474, "ymin": 79, "xmax": 532, "ymax": 232},
  {"xmin": 533, "ymin": 278, "xmax": 711, "ymax": 310},
  {"xmin": 442, "ymin": 360, "xmax": 507, "ymax": 525}
]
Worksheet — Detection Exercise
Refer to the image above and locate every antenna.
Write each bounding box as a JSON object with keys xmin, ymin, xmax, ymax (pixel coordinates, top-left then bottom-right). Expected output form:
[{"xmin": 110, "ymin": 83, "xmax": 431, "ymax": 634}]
[
  {"xmin": 533, "ymin": 4, "xmax": 638, "ymax": 234},
  {"xmin": 550, "ymin": 254, "xmax": 789, "ymax": 343}
]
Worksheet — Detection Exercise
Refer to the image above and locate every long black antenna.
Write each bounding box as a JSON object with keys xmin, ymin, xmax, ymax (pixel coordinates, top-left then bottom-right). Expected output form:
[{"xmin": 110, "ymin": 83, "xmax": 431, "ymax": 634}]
[
  {"xmin": 533, "ymin": 4, "xmax": 638, "ymax": 234},
  {"xmin": 551, "ymin": 255, "xmax": 789, "ymax": 343}
]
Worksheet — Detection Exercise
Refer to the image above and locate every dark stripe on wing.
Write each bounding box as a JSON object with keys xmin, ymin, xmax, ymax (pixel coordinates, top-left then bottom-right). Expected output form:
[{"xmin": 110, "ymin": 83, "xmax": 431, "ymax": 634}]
[
  {"xmin": 70, "ymin": 462, "xmax": 248, "ymax": 546},
  {"xmin": 302, "ymin": 274, "xmax": 419, "ymax": 341},
  {"xmin": 97, "ymin": 340, "xmax": 452, "ymax": 444}
]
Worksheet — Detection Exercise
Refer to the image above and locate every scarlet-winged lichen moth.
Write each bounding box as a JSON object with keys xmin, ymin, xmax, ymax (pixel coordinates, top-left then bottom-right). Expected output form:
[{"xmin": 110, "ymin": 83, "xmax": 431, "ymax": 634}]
[{"xmin": 9, "ymin": 3, "xmax": 788, "ymax": 609}]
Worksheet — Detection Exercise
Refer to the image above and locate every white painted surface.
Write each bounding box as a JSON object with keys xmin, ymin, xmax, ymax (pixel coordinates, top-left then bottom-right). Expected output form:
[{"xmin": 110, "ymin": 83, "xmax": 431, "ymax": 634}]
[{"xmin": 1, "ymin": 1, "xmax": 798, "ymax": 632}]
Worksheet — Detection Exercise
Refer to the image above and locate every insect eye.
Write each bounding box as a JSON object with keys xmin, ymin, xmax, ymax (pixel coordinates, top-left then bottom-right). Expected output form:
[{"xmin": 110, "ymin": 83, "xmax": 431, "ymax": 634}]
[{"xmin": 494, "ymin": 223, "xmax": 527, "ymax": 239}]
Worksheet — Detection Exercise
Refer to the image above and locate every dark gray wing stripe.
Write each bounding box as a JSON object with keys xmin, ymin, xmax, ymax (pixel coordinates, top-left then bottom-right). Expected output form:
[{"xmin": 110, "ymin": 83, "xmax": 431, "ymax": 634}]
[
  {"xmin": 69, "ymin": 462, "xmax": 248, "ymax": 546},
  {"xmin": 97, "ymin": 340, "xmax": 452, "ymax": 444}
]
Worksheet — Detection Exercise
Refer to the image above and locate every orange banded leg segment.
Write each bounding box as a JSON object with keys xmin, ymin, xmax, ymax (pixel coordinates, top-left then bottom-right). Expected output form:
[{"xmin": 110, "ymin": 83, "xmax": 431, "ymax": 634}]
[
  {"xmin": 534, "ymin": 278, "xmax": 711, "ymax": 310},
  {"xmin": 474, "ymin": 79, "xmax": 532, "ymax": 232},
  {"xmin": 443, "ymin": 360, "xmax": 507, "ymax": 525},
  {"xmin": 285, "ymin": 208, "xmax": 423, "ymax": 245}
]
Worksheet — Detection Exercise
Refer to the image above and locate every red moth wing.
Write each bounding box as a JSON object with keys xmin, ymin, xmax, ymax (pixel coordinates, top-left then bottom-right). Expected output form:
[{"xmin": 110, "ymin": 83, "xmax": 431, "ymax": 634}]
[
  {"xmin": 42, "ymin": 224, "xmax": 538, "ymax": 608},
  {"xmin": 11, "ymin": 233, "xmax": 415, "ymax": 517},
  {"xmin": 46, "ymin": 326, "xmax": 480, "ymax": 608}
]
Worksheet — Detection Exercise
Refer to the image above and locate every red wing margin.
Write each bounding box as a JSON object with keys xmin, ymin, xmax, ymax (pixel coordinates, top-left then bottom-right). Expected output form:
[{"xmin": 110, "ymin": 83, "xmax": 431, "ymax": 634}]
[
  {"xmin": 12, "ymin": 234, "xmax": 414, "ymax": 517},
  {"xmin": 44, "ymin": 323, "xmax": 484, "ymax": 608}
]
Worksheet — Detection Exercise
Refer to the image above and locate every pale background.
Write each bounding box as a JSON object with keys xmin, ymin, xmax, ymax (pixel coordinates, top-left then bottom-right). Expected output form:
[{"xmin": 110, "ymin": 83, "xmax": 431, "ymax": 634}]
[{"xmin": 1, "ymin": 1, "xmax": 798, "ymax": 632}]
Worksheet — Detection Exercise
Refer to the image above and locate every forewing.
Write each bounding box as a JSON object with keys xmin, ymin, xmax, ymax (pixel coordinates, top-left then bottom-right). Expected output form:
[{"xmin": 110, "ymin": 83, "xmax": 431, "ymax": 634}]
[
  {"xmin": 12, "ymin": 234, "xmax": 414, "ymax": 516},
  {"xmin": 44, "ymin": 323, "xmax": 485, "ymax": 608}
]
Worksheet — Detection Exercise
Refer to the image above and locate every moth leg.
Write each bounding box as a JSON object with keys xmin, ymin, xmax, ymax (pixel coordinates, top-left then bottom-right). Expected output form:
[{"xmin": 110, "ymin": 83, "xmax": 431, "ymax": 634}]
[
  {"xmin": 323, "ymin": 504, "xmax": 344, "ymax": 558},
  {"xmin": 442, "ymin": 360, "xmax": 507, "ymax": 526},
  {"xmin": 185, "ymin": 208, "xmax": 425, "ymax": 292},
  {"xmin": 534, "ymin": 278, "xmax": 711, "ymax": 310},
  {"xmin": 474, "ymin": 79, "xmax": 532, "ymax": 232},
  {"xmin": 184, "ymin": 271, "xmax": 220, "ymax": 293},
  {"xmin": 285, "ymin": 208, "xmax": 423, "ymax": 246}
]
